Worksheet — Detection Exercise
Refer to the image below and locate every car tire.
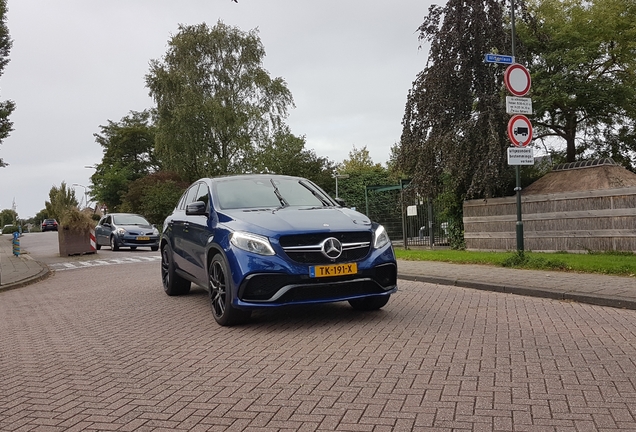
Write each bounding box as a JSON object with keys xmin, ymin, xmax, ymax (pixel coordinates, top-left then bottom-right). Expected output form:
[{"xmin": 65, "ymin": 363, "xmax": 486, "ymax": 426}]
[
  {"xmin": 161, "ymin": 243, "xmax": 191, "ymax": 296},
  {"xmin": 151, "ymin": 246, "xmax": 159, "ymax": 252},
  {"xmin": 208, "ymin": 254, "xmax": 251, "ymax": 326},
  {"xmin": 348, "ymin": 295, "xmax": 391, "ymax": 311},
  {"xmin": 96, "ymin": 243, "xmax": 101, "ymax": 250},
  {"xmin": 110, "ymin": 236, "xmax": 120, "ymax": 251}
]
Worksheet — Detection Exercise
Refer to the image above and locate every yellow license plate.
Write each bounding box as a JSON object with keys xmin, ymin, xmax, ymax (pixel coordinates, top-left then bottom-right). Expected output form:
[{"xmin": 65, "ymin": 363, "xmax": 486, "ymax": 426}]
[
  {"xmin": 310, "ymin": 263, "xmax": 357, "ymax": 278},
  {"xmin": 137, "ymin": 236, "xmax": 150, "ymax": 241}
]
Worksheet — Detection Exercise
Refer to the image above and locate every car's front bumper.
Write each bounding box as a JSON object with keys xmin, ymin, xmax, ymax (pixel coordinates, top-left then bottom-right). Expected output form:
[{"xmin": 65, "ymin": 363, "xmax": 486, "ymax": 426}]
[
  {"xmin": 116, "ymin": 234, "xmax": 160, "ymax": 248},
  {"xmin": 226, "ymin": 243, "xmax": 398, "ymax": 309}
]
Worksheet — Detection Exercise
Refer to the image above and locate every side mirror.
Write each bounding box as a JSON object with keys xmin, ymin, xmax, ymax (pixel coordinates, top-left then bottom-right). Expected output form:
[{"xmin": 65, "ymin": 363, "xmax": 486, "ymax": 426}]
[
  {"xmin": 186, "ymin": 201, "xmax": 208, "ymax": 216},
  {"xmin": 334, "ymin": 197, "xmax": 346, "ymax": 207}
]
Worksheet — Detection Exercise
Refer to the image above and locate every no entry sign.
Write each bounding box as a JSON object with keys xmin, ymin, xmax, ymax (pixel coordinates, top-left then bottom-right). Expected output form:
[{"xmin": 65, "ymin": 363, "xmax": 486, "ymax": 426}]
[
  {"xmin": 508, "ymin": 115, "xmax": 533, "ymax": 146},
  {"xmin": 504, "ymin": 64, "xmax": 531, "ymax": 97}
]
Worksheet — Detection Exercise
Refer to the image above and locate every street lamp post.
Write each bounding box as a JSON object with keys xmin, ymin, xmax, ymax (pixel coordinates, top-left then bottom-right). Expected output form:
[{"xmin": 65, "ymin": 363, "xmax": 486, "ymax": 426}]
[
  {"xmin": 72, "ymin": 183, "xmax": 88, "ymax": 209},
  {"xmin": 334, "ymin": 174, "xmax": 349, "ymax": 199}
]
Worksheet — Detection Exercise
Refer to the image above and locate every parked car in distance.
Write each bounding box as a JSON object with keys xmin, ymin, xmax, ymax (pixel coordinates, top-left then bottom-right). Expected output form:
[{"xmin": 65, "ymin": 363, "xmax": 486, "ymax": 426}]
[
  {"xmin": 161, "ymin": 174, "xmax": 398, "ymax": 326},
  {"xmin": 95, "ymin": 213, "xmax": 160, "ymax": 251},
  {"xmin": 2, "ymin": 224, "xmax": 18, "ymax": 235},
  {"xmin": 41, "ymin": 218, "xmax": 58, "ymax": 232}
]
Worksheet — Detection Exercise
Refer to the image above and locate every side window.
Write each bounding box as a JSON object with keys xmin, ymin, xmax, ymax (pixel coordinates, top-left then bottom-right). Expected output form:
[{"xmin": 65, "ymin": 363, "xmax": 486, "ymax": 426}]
[
  {"xmin": 98, "ymin": 217, "xmax": 105, "ymax": 226},
  {"xmin": 184, "ymin": 184, "xmax": 200, "ymax": 206},
  {"xmin": 177, "ymin": 191, "xmax": 188, "ymax": 210},
  {"xmin": 195, "ymin": 183, "xmax": 209, "ymax": 206}
]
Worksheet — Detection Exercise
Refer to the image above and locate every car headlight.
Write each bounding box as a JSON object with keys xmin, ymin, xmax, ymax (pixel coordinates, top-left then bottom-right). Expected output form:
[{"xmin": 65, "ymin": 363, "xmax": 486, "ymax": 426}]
[
  {"xmin": 373, "ymin": 224, "xmax": 390, "ymax": 249},
  {"xmin": 230, "ymin": 232, "xmax": 275, "ymax": 256},
  {"xmin": 116, "ymin": 228, "xmax": 126, "ymax": 235}
]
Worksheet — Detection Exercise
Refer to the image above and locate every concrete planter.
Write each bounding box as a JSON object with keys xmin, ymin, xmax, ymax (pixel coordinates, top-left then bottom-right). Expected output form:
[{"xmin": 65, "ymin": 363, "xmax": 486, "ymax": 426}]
[{"xmin": 58, "ymin": 227, "xmax": 96, "ymax": 256}]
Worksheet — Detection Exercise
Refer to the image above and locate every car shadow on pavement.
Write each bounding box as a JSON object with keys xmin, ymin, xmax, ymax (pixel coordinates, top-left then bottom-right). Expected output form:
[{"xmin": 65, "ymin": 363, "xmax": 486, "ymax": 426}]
[
  {"xmin": 167, "ymin": 286, "xmax": 393, "ymax": 329},
  {"xmin": 248, "ymin": 302, "xmax": 392, "ymax": 327}
]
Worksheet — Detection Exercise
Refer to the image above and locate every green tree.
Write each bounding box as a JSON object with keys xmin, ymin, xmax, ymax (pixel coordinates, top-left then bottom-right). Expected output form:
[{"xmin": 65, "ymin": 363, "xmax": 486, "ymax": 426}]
[
  {"xmin": 33, "ymin": 209, "xmax": 49, "ymax": 226},
  {"xmin": 517, "ymin": 0, "xmax": 636, "ymax": 165},
  {"xmin": 0, "ymin": 0, "xmax": 15, "ymax": 168},
  {"xmin": 0, "ymin": 208, "xmax": 17, "ymax": 226},
  {"xmin": 90, "ymin": 110, "xmax": 158, "ymax": 212},
  {"xmin": 120, "ymin": 171, "xmax": 188, "ymax": 225},
  {"xmin": 396, "ymin": 0, "xmax": 512, "ymax": 247},
  {"xmin": 139, "ymin": 180, "xmax": 189, "ymax": 226},
  {"xmin": 337, "ymin": 146, "xmax": 397, "ymax": 220},
  {"xmin": 145, "ymin": 21, "xmax": 294, "ymax": 182},
  {"xmin": 338, "ymin": 146, "xmax": 383, "ymax": 172},
  {"xmin": 254, "ymin": 126, "xmax": 336, "ymax": 192}
]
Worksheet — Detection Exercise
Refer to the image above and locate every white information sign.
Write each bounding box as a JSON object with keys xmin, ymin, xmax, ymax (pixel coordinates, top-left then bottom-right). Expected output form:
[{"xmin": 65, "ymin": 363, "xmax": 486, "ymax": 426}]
[
  {"xmin": 507, "ymin": 147, "xmax": 534, "ymax": 165},
  {"xmin": 407, "ymin": 205, "xmax": 417, "ymax": 216},
  {"xmin": 506, "ymin": 96, "xmax": 533, "ymax": 115}
]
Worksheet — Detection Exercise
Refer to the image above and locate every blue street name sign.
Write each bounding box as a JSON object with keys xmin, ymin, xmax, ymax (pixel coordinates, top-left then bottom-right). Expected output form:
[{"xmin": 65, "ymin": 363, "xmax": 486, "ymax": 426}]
[{"xmin": 484, "ymin": 54, "xmax": 514, "ymax": 65}]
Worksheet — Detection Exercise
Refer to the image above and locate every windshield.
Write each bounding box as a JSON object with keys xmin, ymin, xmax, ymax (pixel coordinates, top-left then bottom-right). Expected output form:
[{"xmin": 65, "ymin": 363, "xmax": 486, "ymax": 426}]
[
  {"xmin": 215, "ymin": 177, "xmax": 335, "ymax": 210},
  {"xmin": 112, "ymin": 214, "xmax": 150, "ymax": 225}
]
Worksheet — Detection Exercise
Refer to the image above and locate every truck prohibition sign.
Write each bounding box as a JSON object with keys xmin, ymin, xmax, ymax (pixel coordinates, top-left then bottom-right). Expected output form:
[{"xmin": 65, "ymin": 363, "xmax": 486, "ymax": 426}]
[{"xmin": 508, "ymin": 115, "xmax": 533, "ymax": 146}]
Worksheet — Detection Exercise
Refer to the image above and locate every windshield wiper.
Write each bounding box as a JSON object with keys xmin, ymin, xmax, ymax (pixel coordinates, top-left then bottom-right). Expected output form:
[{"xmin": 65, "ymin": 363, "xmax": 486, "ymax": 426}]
[
  {"xmin": 299, "ymin": 180, "xmax": 332, "ymax": 206},
  {"xmin": 270, "ymin": 179, "xmax": 289, "ymax": 208}
]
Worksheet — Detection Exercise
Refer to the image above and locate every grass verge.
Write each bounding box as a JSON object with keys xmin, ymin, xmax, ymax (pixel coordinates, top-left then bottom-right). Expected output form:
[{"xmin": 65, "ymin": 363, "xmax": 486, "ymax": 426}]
[{"xmin": 394, "ymin": 248, "xmax": 636, "ymax": 277}]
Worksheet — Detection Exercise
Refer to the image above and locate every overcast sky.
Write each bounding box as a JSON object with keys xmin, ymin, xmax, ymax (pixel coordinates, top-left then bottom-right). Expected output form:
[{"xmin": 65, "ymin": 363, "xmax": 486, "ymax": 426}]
[{"xmin": 0, "ymin": 0, "xmax": 432, "ymax": 218}]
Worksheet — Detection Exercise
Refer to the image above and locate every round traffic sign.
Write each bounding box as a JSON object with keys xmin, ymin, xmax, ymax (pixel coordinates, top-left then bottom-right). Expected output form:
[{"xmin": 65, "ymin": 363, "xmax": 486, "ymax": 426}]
[
  {"xmin": 507, "ymin": 115, "xmax": 533, "ymax": 146},
  {"xmin": 504, "ymin": 64, "xmax": 531, "ymax": 96}
]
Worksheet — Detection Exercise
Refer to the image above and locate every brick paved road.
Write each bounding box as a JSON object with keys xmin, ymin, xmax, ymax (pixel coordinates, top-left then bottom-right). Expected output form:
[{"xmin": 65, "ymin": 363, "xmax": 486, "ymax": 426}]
[{"xmin": 2, "ymin": 262, "xmax": 636, "ymax": 431}]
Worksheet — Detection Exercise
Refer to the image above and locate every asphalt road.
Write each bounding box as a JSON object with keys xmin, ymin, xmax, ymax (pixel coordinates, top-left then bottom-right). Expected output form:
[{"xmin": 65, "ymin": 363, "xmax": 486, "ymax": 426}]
[
  {"xmin": 17, "ymin": 231, "xmax": 160, "ymax": 266},
  {"xmin": 1, "ymin": 235, "xmax": 636, "ymax": 430}
]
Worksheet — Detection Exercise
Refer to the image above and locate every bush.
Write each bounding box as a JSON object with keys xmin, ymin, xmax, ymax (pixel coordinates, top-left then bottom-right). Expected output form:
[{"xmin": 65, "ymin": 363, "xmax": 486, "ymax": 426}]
[{"xmin": 59, "ymin": 208, "xmax": 96, "ymax": 233}]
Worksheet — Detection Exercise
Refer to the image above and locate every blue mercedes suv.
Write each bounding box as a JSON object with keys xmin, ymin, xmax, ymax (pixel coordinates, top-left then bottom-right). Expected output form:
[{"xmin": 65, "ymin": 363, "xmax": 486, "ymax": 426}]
[{"xmin": 160, "ymin": 174, "xmax": 397, "ymax": 326}]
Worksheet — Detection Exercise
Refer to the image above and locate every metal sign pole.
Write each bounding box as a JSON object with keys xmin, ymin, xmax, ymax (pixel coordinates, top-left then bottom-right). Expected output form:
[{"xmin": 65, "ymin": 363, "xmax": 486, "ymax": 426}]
[{"xmin": 511, "ymin": 0, "xmax": 524, "ymax": 252}]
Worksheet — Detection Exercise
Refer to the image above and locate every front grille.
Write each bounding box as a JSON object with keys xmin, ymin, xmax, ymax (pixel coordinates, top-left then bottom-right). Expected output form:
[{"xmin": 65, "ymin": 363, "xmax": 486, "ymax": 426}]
[
  {"xmin": 280, "ymin": 231, "xmax": 372, "ymax": 264},
  {"xmin": 238, "ymin": 264, "xmax": 397, "ymax": 303},
  {"xmin": 277, "ymin": 280, "xmax": 385, "ymax": 303},
  {"xmin": 127, "ymin": 231, "xmax": 154, "ymax": 236}
]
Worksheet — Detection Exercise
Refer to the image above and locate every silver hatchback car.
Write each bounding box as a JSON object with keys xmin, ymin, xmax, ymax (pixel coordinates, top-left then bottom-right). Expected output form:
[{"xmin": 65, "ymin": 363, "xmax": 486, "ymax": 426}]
[{"xmin": 95, "ymin": 213, "xmax": 160, "ymax": 251}]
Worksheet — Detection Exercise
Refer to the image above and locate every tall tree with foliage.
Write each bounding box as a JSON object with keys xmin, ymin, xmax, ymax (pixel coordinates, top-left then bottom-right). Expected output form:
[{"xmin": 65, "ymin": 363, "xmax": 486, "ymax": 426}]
[
  {"xmin": 396, "ymin": 0, "xmax": 513, "ymax": 247},
  {"xmin": 146, "ymin": 21, "xmax": 294, "ymax": 182},
  {"xmin": 254, "ymin": 126, "xmax": 336, "ymax": 191},
  {"xmin": 336, "ymin": 146, "xmax": 399, "ymax": 234},
  {"xmin": 0, "ymin": 208, "xmax": 17, "ymax": 226},
  {"xmin": 0, "ymin": 0, "xmax": 15, "ymax": 168},
  {"xmin": 119, "ymin": 171, "xmax": 189, "ymax": 225},
  {"xmin": 517, "ymin": 0, "xmax": 636, "ymax": 166},
  {"xmin": 90, "ymin": 110, "xmax": 159, "ymax": 212}
]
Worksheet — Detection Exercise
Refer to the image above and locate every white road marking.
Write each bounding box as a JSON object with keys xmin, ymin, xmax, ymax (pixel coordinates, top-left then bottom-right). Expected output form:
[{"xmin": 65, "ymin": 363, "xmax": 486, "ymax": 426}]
[{"xmin": 51, "ymin": 255, "xmax": 161, "ymax": 272}]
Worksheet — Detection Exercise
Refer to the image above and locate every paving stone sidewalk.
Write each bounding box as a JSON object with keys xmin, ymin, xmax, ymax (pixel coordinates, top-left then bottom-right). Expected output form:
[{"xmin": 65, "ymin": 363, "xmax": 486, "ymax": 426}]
[
  {"xmin": 0, "ymin": 235, "xmax": 50, "ymax": 290},
  {"xmin": 398, "ymin": 259, "xmax": 636, "ymax": 309}
]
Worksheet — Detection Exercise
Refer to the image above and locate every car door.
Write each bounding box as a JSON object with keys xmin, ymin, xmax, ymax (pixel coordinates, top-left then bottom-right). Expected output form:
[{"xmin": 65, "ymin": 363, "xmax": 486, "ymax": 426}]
[
  {"xmin": 182, "ymin": 182, "xmax": 213, "ymax": 283},
  {"xmin": 170, "ymin": 184, "xmax": 199, "ymax": 277},
  {"xmin": 95, "ymin": 216, "xmax": 111, "ymax": 246}
]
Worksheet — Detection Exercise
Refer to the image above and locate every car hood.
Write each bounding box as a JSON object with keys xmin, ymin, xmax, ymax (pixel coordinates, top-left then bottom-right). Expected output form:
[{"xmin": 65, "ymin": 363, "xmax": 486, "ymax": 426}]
[
  {"xmin": 117, "ymin": 224, "xmax": 155, "ymax": 231},
  {"xmin": 221, "ymin": 207, "xmax": 373, "ymax": 237}
]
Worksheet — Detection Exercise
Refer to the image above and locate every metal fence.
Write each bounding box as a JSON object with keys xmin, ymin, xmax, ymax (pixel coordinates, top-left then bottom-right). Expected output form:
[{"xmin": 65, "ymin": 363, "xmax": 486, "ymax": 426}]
[{"xmin": 365, "ymin": 184, "xmax": 449, "ymax": 249}]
